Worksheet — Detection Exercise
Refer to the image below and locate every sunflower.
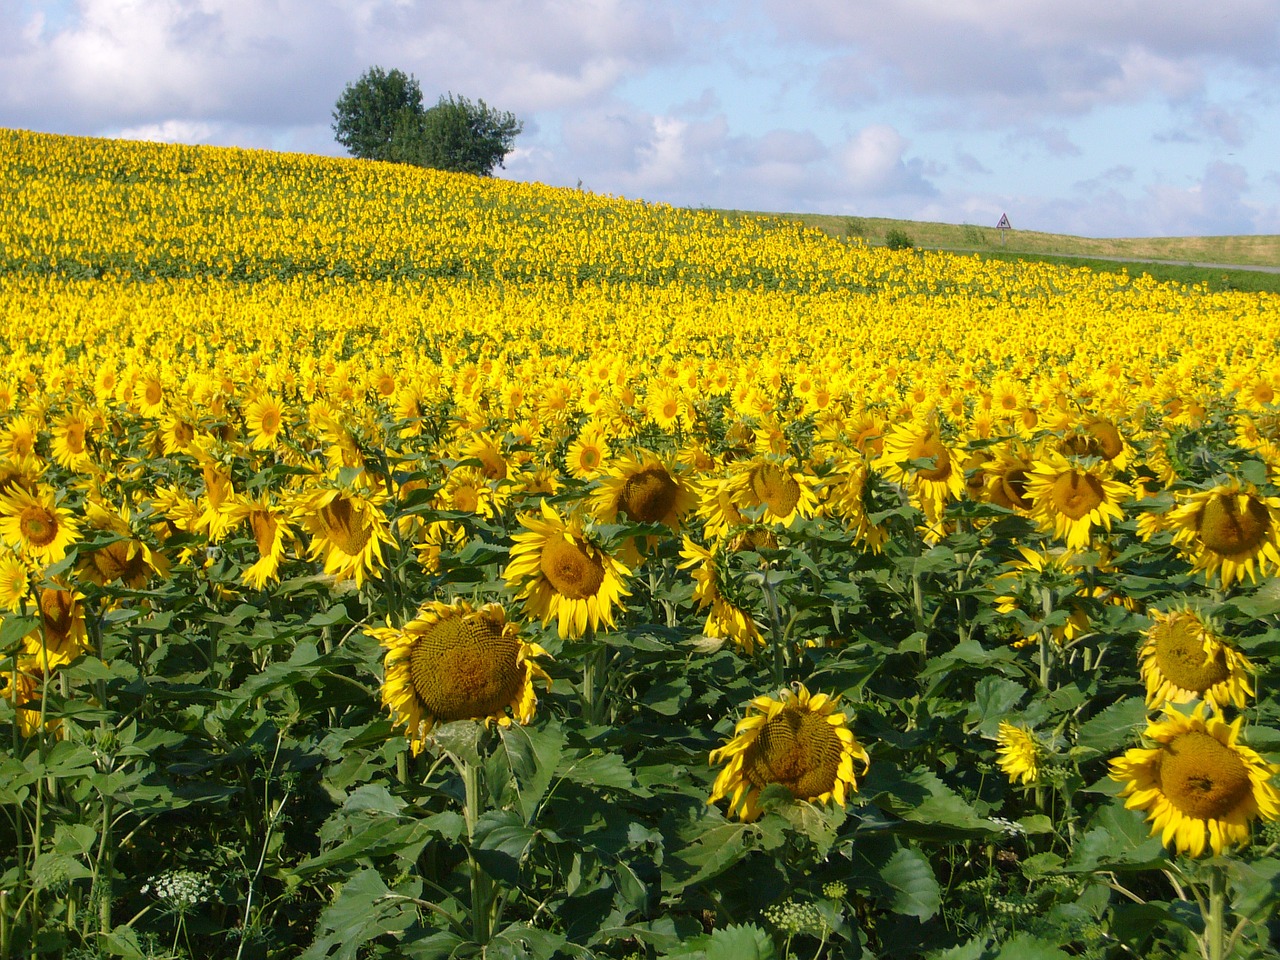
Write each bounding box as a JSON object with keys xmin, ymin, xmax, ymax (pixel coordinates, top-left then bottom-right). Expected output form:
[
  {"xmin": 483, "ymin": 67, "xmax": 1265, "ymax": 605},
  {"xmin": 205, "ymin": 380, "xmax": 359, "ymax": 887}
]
[
  {"xmin": 0, "ymin": 551, "xmax": 30, "ymax": 612},
  {"xmin": 1167, "ymin": 479, "xmax": 1280, "ymax": 588},
  {"xmin": 592, "ymin": 451, "xmax": 697, "ymax": 562},
  {"xmin": 1, "ymin": 657, "xmax": 57, "ymax": 738},
  {"xmin": 77, "ymin": 500, "xmax": 170, "ymax": 589},
  {"xmin": 1139, "ymin": 607, "xmax": 1254, "ymax": 712},
  {"xmin": 0, "ymin": 484, "xmax": 80, "ymax": 564},
  {"xmin": 876, "ymin": 419, "xmax": 966, "ymax": 519},
  {"xmin": 819, "ymin": 459, "xmax": 889, "ymax": 553},
  {"xmin": 1109, "ymin": 702, "xmax": 1280, "ymax": 857},
  {"xmin": 3, "ymin": 415, "xmax": 39, "ymax": 462},
  {"xmin": 992, "ymin": 546, "xmax": 1092, "ymax": 648},
  {"xmin": 244, "ymin": 395, "xmax": 286, "ymax": 450},
  {"xmin": 565, "ymin": 428, "xmax": 611, "ymax": 480},
  {"xmin": 436, "ymin": 465, "xmax": 505, "ymax": 520},
  {"xmin": 982, "ymin": 444, "xmax": 1035, "ymax": 512},
  {"xmin": 1060, "ymin": 417, "xmax": 1132, "ymax": 470},
  {"xmin": 369, "ymin": 599, "xmax": 551, "ymax": 755},
  {"xmin": 50, "ymin": 410, "xmax": 93, "ymax": 471},
  {"xmin": 25, "ymin": 584, "xmax": 90, "ymax": 668},
  {"xmin": 504, "ymin": 500, "xmax": 631, "ymax": 639},
  {"xmin": 1024, "ymin": 451, "xmax": 1128, "ymax": 550},
  {"xmin": 297, "ymin": 483, "xmax": 395, "ymax": 587},
  {"xmin": 995, "ymin": 722, "xmax": 1042, "ymax": 786},
  {"xmin": 678, "ymin": 537, "xmax": 764, "ymax": 654},
  {"xmin": 709, "ymin": 684, "xmax": 869, "ymax": 822},
  {"xmin": 727, "ymin": 458, "xmax": 820, "ymax": 528},
  {"xmin": 133, "ymin": 374, "xmax": 166, "ymax": 417},
  {"xmin": 222, "ymin": 492, "xmax": 296, "ymax": 590}
]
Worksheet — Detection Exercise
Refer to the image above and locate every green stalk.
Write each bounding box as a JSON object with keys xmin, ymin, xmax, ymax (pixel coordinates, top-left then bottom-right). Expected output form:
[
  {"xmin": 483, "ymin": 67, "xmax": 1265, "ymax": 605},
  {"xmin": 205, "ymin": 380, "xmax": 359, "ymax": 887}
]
[
  {"xmin": 759, "ymin": 569, "xmax": 787, "ymax": 688},
  {"xmin": 461, "ymin": 758, "xmax": 492, "ymax": 945},
  {"xmin": 1038, "ymin": 588, "xmax": 1055, "ymax": 692},
  {"xmin": 581, "ymin": 624, "xmax": 607, "ymax": 725},
  {"xmin": 1205, "ymin": 864, "xmax": 1227, "ymax": 960}
]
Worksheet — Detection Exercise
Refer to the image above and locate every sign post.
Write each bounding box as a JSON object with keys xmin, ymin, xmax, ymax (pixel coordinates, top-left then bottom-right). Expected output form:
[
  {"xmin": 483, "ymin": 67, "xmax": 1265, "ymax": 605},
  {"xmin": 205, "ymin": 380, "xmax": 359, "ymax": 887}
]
[{"xmin": 996, "ymin": 212, "xmax": 1011, "ymax": 246}]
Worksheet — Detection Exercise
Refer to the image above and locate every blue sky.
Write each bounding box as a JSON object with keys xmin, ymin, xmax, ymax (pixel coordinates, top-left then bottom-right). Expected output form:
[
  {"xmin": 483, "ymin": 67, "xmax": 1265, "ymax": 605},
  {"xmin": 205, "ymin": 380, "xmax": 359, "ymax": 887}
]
[{"xmin": 4, "ymin": 0, "xmax": 1279, "ymax": 237}]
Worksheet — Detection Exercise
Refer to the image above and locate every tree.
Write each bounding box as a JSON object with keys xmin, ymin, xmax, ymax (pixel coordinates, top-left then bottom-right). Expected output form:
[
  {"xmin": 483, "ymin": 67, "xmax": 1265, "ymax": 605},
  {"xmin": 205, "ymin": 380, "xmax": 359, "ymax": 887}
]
[
  {"xmin": 333, "ymin": 69, "xmax": 524, "ymax": 176},
  {"xmin": 332, "ymin": 66, "xmax": 425, "ymax": 162},
  {"xmin": 409, "ymin": 94, "xmax": 524, "ymax": 176}
]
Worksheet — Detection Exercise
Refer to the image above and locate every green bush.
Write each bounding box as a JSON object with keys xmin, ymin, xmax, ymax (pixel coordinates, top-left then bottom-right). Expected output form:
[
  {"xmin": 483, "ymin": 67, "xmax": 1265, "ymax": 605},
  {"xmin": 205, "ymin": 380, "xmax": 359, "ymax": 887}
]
[{"xmin": 884, "ymin": 227, "xmax": 914, "ymax": 251}]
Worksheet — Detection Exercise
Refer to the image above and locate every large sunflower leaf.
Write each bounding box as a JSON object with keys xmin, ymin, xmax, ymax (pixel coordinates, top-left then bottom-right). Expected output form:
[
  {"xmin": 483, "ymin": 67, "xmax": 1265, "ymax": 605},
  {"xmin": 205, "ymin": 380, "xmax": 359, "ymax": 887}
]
[
  {"xmin": 1076, "ymin": 696, "xmax": 1148, "ymax": 754},
  {"xmin": 878, "ymin": 847, "xmax": 941, "ymax": 919}
]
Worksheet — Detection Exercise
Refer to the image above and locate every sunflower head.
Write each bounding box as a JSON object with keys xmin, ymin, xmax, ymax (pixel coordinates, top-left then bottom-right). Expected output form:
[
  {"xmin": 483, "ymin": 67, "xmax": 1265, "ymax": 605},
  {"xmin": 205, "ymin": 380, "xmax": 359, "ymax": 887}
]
[
  {"xmin": 1109, "ymin": 702, "xmax": 1280, "ymax": 857},
  {"xmin": 504, "ymin": 500, "xmax": 631, "ymax": 639},
  {"xmin": 370, "ymin": 599, "xmax": 550, "ymax": 755},
  {"xmin": 1168, "ymin": 479, "xmax": 1280, "ymax": 588},
  {"xmin": 996, "ymin": 722, "xmax": 1042, "ymax": 786},
  {"xmin": 709, "ymin": 684, "xmax": 869, "ymax": 822},
  {"xmin": 1139, "ymin": 607, "xmax": 1254, "ymax": 711}
]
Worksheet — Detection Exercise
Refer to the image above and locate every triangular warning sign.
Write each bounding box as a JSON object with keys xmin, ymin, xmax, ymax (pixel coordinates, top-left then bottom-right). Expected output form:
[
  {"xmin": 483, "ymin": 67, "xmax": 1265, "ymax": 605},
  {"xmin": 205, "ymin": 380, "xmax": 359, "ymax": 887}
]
[{"xmin": 996, "ymin": 213, "xmax": 1011, "ymax": 229}]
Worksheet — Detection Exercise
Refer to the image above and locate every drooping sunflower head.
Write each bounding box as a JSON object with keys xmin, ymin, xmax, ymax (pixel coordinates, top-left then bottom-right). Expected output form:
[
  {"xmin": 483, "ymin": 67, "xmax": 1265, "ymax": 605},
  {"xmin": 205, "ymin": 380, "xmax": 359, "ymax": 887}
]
[
  {"xmin": 1167, "ymin": 479, "xmax": 1280, "ymax": 588},
  {"xmin": 709, "ymin": 684, "xmax": 869, "ymax": 822},
  {"xmin": 504, "ymin": 500, "xmax": 631, "ymax": 639},
  {"xmin": 370, "ymin": 599, "xmax": 551, "ymax": 755},
  {"xmin": 1139, "ymin": 607, "xmax": 1254, "ymax": 711},
  {"xmin": 1109, "ymin": 702, "xmax": 1280, "ymax": 857},
  {"xmin": 677, "ymin": 536, "xmax": 764, "ymax": 654}
]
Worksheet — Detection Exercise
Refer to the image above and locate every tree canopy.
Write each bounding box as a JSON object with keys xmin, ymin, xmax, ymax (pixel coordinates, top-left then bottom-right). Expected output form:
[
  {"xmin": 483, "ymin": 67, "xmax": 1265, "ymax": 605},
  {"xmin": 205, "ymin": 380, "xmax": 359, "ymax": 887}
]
[{"xmin": 332, "ymin": 68, "xmax": 523, "ymax": 176}]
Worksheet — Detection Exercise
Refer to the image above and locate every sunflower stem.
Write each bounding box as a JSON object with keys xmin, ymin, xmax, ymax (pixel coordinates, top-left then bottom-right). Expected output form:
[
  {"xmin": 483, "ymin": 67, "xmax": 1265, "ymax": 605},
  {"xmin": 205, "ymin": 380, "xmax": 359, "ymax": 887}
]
[
  {"xmin": 581, "ymin": 625, "xmax": 608, "ymax": 725},
  {"xmin": 460, "ymin": 757, "xmax": 493, "ymax": 944},
  {"xmin": 760, "ymin": 567, "xmax": 787, "ymax": 688},
  {"xmin": 1038, "ymin": 588, "xmax": 1055, "ymax": 692},
  {"xmin": 1205, "ymin": 863, "xmax": 1228, "ymax": 960}
]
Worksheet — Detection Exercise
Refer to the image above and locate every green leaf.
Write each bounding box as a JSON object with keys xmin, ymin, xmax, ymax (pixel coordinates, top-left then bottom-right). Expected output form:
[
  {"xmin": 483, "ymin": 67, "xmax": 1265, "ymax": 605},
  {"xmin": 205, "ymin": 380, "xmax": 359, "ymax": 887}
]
[
  {"xmin": 1076, "ymin": 697, "xmax": 1148, "ymax": 754},
  {"xmin": 300, "ymin": 868, "xmax": 419, "ymax": 960},
  {"xmin": 878, "ymin": 847, "xmax": 941, "ymax": 920},
  {"xmin": 557, "ymin": 750, "xmax": 646, "ymax": 795},
  {"xmin": 485, "ymin": 923, "xmax": 571, "ymax": 960},
  {"xmin": 473, "ymin": 809, "xmax": 538, "ymax": 884},
  {"xmin": 0, "ymin": 614, "xmax": 38, "ymax": 651},
  {"xmin": 966, "ymin": 677, "xmax": 1027, "ymax": 736},
  {"xmin": 664, "ymin": 923, "xmax": 777, "ymax": 960},
  {"xmin": 99, "ymin": 925, "xmax": 147, "ymax": 959},
  {"xmin": 662, "ymin": 820, "xmax": 752, "ymax": 894},
  {"xmin": 499, "ymin": 721, "xmax": 564, "ymax": 823}
]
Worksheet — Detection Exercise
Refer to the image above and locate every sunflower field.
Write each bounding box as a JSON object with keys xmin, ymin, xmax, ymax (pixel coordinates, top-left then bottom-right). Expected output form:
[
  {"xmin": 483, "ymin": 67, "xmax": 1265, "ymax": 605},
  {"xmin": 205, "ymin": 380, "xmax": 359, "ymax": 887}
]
[{"xmin": 2, "ymin": 127, "xmax": 1280, "ymax": 960}]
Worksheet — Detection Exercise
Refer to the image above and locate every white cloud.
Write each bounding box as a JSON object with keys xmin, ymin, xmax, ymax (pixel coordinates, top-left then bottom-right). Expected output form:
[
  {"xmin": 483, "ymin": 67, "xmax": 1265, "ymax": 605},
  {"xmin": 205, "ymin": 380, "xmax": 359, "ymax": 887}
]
[{"xmin": 840, "ymin": 124, "xmax": 936, "ymax": 197}]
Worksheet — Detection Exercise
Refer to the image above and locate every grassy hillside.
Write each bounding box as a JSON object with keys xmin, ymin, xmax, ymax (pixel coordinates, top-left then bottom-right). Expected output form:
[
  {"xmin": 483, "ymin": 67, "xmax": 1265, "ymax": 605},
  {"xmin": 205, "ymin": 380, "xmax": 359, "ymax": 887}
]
[{"xmin": 717, "ymin": 210, "xmax": 1280, "ymax": 266}]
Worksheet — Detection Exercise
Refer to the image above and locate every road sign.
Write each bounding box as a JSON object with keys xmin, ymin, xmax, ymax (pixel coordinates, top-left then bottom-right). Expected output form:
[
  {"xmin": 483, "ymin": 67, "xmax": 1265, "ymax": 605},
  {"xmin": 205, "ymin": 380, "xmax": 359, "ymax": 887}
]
[{"xmin": 996, "ymin": 213, "xmax": 1011, "ymax": 230}]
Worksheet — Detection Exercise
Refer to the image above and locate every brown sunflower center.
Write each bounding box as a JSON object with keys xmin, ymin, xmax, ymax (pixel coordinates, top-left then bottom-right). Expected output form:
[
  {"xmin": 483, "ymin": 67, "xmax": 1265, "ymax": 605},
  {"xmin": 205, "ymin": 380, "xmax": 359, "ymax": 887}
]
[
  {"xmin": 750, "ymin": 464, "xmax": 801, "ymax": 516},
  {"xmin": 39, "ymin": 588, "xmax": 75, "ymax": 643},
  {"xmin": 745, "ymin": 707, "xmax": 843, "ymax": 800},
  {"xmin": 1151, "ymin": 618, "xmax": 1229, "ymax": 692},
  {"xmin": 578, "ymin": 447, "xmax": 601, "ymax": 470},
  {"xmin": 93, "ymin": 541, "xmax": 148, "ymax": 583},
  {"xmin": 1198, "ymin": 494, "xmax": 1270, "ymax": 559},
  {"xmin": 908, "ymin": 434, "xmax": 952, "ymax": 482},
  {"xmin": 318, "ymin": 496, "xmax": 371, "ymax": 556},
  {"xmin": 620, "ymin": 467, "xmax": 679, "ymax": 523},
  {"xmin": 1088, "ymin": 421, "xmax": 1124, "ymax": 460},
  {"xmin": 1158, "ymin": 731, "xmax": 1253, "ymax": 820},
  {"xmin": 540, "ymin": 536, "xmax": 605, "ymax": 600},
  {"xmin": 63, "ymin": 424, "xmax": 86, "ymax": 454},
  {"xmin": 1050, "ymin": 471, "xmax": 1104, "ymax": 520},
  {"xmin": 993, "ymin": 467, "xmax": 1033, "ymax": 510},
  {"xmin": 408, "ymin": 614, "xmax": 523, "ymax": 721},
  {"xmin": 19, "ymin": 505, "xmax": 59, "ymax": 549}
]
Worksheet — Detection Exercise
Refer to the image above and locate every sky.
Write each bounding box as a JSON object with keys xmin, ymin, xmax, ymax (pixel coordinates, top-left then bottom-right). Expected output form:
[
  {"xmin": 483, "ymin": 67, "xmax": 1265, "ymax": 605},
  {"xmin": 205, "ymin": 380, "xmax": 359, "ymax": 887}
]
[{"xmin": 4, "ymin": 0, "xmax": 1280, "ymax": 238}]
